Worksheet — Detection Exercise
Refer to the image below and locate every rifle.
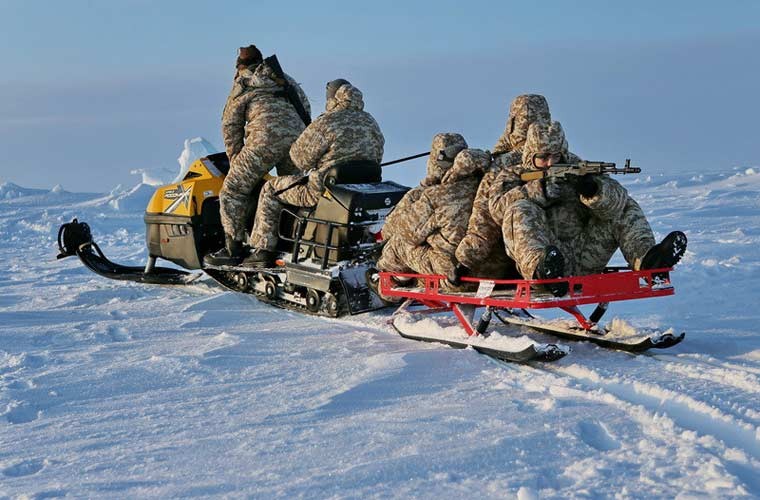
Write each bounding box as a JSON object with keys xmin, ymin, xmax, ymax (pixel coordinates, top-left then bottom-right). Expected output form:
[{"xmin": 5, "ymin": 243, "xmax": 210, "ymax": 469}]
[
  {"xmin": 264, "ymin": 54, "xmax": 312, "ymax": 126},
  {"xmin": 520, "ymin": 159, "xmax": 641, "ymax": 182}
]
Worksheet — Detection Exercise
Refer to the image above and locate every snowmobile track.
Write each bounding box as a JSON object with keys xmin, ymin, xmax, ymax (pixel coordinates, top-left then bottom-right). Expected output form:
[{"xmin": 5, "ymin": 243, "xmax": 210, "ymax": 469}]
[{"xmin": 203, "ymin": 268, "xmax": 346, "ymax": 318}]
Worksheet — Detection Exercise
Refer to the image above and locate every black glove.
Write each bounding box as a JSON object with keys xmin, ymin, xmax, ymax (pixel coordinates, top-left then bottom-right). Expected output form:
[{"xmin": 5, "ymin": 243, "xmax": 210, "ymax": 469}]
[
  {"xmin": 576, "ymin": 174, "xmax": 599, "ymax": 198},
  {"xmin": 447, "ymin": 263, "xmax": 470, "ymax": 286}
]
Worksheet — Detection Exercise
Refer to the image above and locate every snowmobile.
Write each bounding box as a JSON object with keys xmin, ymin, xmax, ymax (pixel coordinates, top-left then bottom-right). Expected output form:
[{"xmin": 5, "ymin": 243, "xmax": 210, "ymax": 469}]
[{"xmin": 57, "ymin": 152, "xmax": 409, "ymax": 316}]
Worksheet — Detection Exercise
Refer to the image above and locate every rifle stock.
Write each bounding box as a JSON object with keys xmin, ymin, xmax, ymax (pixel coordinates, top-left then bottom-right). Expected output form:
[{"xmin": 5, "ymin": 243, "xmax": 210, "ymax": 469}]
[{"xmin": 264, "ymin": 54, "xmax": 311, "ymax": 126}]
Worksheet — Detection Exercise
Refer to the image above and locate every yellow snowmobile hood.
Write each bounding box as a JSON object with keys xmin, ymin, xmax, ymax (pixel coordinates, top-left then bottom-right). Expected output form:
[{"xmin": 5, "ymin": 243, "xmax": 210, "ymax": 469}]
[{"xmin": 146, "ymin": 155, "xmax": 271, "ymax": 217}]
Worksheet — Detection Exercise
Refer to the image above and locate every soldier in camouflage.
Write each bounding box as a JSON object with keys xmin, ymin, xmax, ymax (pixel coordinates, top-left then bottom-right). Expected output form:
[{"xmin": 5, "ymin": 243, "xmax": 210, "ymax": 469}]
[
  {"xmin": 371, "ymin": 133, "xmax": 466, "ymax": 300},
  {"xmin": 244, "ymin": 79, "xmax": 384, "ymax": 267},
  {"xmin": 205, "ymin": 48, "xmax": 311, "ymax": 266},
  {"xmin": 492, "ymin": 94, "xmax": 552, "ymax": 157},
  {"xmin": 490, "ymin": 121, "xmax": 686, "ymax": 294},
  {"xmin": 381, "ymin": 133, "xmax": 468, "ymax": 244},
  {"xmin": 222, "ymin": 45, "xmax": 263, "ymax": 118},
  {"xmin": 455, "ymin": 95, "xmax": 554, "ymax": 278},
  {"xmin": 377, "ymin": 148, "xmax": 489, "ymax": 290}
]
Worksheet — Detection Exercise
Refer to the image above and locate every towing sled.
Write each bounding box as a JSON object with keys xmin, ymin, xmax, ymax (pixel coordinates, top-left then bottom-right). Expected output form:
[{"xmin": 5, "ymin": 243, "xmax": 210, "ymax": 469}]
[
  {"xmin": 57, "ymin": 152, "xmax": 408, "ymax": 316},
  {"xmin": 381, "ymin": 268, "xmax": 685, "ymax": 355}
]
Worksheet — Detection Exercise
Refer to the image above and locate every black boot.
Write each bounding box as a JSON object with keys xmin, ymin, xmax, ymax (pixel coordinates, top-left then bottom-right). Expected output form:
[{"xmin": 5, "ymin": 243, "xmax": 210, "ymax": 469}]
[
  {"xmin": 447, "ymin": 263, "xmax": 470, "ymax": 287},
  {"xmin": 365, "ymin": 269, "xmax": 403, "ymax": 305},
  {"xmin": 534, "ymin": 245, "xmax": 568, "ymax": 297},
  {"xmin": 366, "ymin": 269, "xmax": 381, "ymax": 296},
  {"xmin": 241, "ymin": 248, "xmax": 277, "ymax": 269},
  {"xmin": 203, "ymin": 236, "xmax": 246, "ymax": 267},
  {"xmin": 639, "ymin": 231, "xmax": 688, "ymax": 270}
]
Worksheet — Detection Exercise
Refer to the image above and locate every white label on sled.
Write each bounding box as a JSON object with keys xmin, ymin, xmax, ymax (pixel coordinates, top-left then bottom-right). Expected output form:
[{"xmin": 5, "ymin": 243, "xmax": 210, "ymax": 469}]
[{"xmin": 475, "ymin": 280, "xmax": 495, "ymax": 298}]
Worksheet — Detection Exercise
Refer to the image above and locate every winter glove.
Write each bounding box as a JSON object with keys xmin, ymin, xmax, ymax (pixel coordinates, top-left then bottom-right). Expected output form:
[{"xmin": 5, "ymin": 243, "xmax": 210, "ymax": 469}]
[
  {"xmin": 576, "ymin": 174, "xmax": 599, "ymax": 198},
  {"xmin": 544, "ymin": 176, "xmax": 565, "ymax": 200}
]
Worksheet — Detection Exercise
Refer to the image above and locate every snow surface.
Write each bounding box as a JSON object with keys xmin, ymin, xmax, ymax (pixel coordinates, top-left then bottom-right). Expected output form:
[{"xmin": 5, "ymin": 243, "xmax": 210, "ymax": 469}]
[{"xmin": 1, "ymin": 159, "xmax": 759, "ymax": 498}]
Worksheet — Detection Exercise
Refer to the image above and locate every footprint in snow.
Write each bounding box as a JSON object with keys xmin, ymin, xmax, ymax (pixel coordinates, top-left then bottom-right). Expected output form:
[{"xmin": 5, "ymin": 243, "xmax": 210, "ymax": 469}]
[
  {"xmin": 107, "ymin": 325, "xmax": 131, "ymax": 342},
  {"xmin": 5, "ymin": 402, "xmax": 41, "ymax": 424},
  {"xmin": 6, "ymin": 379, "xmax": 34, "ymax": 390},
  {"xmin": 2, "ymin": 458, "xmax": 47, "ymax": 477},
  {"xmin": 577, "ymin": 420, "xmax": 621, "ymax": 452}
]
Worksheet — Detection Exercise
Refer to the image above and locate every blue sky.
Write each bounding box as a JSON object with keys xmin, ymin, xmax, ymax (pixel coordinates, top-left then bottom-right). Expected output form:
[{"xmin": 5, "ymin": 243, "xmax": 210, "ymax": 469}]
[{"xmin": 1, "ymin": 0, "xmax": 759, "ymax": 191}]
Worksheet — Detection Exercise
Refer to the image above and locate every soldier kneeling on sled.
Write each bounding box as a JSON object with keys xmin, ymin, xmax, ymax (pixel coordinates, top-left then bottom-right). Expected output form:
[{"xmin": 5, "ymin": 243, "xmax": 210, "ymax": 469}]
[
  {"xmin": 376, "ymin": 135, "xmax": 491, "ymax": 292},
  {"xmin": 489, "ymin": 120, "xmax": 687, "ymax": 295}
]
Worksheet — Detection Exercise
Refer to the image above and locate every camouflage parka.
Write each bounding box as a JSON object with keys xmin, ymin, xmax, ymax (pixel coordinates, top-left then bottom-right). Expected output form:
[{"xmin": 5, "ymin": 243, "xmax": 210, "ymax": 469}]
[
  {"xmin": 455, "ymin": 95, "xmax": 552, "ymax": 274},
  {"xmin": 392, "ymin": 149, "xmax": 489, "ymax": 266},
  {"xmin": 221, "ymin": 62, "xmax": 311, "ymax": 166},
  {"xmin": 289, "ymin": 82, "xmax": 384, "ymax": 193},
  {"xmin": 491, "ymin": 121, "xmax": 654, "ymax": 278},
  {"xmin": 382, "ymin": 133, "xmax": 467, "ymax": 242}
]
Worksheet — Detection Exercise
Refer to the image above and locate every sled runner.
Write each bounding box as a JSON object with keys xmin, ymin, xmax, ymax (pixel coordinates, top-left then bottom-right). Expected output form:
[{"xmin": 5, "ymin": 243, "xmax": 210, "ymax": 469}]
[{"xmin": 381, "ymin": 268, "xmax": 685, "ymax": 354}]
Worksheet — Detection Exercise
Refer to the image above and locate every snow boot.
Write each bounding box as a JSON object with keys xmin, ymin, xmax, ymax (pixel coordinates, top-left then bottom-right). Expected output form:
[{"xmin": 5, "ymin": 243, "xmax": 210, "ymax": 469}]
[
  {"xmin": 241, "ymin": 248, "xmax": 278, "ymax": 269},
  {"xmin": 534, "ymin": 245, "xmax": 568, "ymax": 297},
  {"xmin": 366, "ymin": 269, "xmax": 403, "ymax": 305},
  {"xmin": 366, "ymin": 269, "xmax": 382, "ymax": 295},
  {"xmin": 447, "ymin": 263, "xmax": 470, "ymax": 287},
  {"xmin": 639, "ymin": 231, "xmax": 688, "ymax": 270},
  {"xmin": 203, "ymin": 236, "xmax": 246, "ymax": 267}
]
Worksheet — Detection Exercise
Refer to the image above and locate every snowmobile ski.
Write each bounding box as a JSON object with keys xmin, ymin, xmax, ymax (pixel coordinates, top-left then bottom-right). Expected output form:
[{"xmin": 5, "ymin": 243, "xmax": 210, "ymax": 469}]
[
  {"xmin": 57, "ymin": 219, "xmax": 200, "ymax": 285},
  {"xmin": 494, "ymin": 309, "xmax": 685, "ymax": 352}
]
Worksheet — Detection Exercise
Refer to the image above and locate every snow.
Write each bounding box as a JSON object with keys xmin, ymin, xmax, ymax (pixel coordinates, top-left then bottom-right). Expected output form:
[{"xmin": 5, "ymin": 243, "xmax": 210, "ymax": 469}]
[
  {"xmin": 1, "ymin": 159, "xmax": 759, "ymax": 497},
  {"xmin": 174, "ymin": 137, "xmax": 219, "ymax": 183}
]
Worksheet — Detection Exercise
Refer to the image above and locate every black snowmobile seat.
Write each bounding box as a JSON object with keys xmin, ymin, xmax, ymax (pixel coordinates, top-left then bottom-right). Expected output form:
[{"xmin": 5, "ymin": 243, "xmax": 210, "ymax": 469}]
[{"xmin": 322, "ymin": 160, "xmax": 382, "ymax": 187}]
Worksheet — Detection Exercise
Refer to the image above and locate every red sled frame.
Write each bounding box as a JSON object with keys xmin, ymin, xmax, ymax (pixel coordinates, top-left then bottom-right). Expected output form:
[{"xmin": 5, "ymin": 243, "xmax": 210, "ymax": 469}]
[{"xmin": 379, "ymin": 267, "xmax": 675, "ymax": 335}]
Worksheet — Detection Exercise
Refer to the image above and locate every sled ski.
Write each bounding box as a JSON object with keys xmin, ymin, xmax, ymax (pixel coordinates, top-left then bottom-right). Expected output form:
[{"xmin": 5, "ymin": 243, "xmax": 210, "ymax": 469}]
[
  {"xmin": 380, "ymin": 268, "xmax": 684, "ymax": 354},
  {"xmin": 494, "ymin": 309, "xmax": 685, "ymax": 352},
  {"xmin": 391, "ymin": 301, "xmax": 568, "ymax": 363},
  {"xmin": 57, "ymin": 219, "xmax": 200, "ymax": 285}
]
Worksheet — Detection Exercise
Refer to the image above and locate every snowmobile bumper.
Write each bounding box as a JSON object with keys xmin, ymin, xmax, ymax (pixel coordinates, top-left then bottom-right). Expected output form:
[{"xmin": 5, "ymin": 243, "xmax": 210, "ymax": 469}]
[{"xmin": 57, "ymin": 219, "xmax": 199, "ymax": 285}]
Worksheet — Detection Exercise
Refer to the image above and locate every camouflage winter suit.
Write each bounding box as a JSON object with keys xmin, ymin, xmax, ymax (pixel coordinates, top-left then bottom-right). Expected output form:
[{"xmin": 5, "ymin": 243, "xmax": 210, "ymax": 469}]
[
  {"xmin": 455, "ymin": 95, "xmax": 552, "ymax": 277},
  {"xmin": 219, "ymin": 62, "xmax": 311, "ymax": 242},
  {"xmin": 248, "ymin": 83, "xmax": 384, "ymax": 251},
  {"xmin": 490, "ymin": 121, "xmax": 655, "ymax": 279},
  {"xmin": 381, "ymin": 133, "xmax": 468, "ymax": 243},
  {"xmin": 378, "ymin": 148, "xmax": 489, "ymax": 288}
]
